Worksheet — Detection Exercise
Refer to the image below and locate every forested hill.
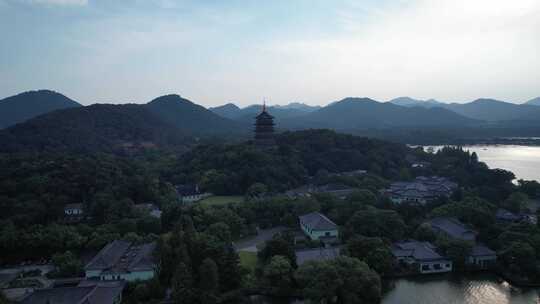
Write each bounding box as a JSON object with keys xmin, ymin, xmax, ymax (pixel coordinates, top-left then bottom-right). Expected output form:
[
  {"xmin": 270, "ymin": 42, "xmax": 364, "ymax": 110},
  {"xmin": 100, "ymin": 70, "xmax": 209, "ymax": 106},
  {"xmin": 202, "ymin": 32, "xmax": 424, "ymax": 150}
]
[
  {"xmin": 167, "ymin": 129, "xmax": 411, "ymax": 194},
  {"xmin": 0, "ymin": 104, "xmax": 192, "ymax": 153},
  {"xmin": 145, "ymin": 94, "xmax": 244, "ymax": 134},
  {"xmin": 0, "ymin": 90, "xmax": 81, "ymax": 128},
  {"xmin": 283, "ymin": 98, "xmax": 477, "ymax": 129}
]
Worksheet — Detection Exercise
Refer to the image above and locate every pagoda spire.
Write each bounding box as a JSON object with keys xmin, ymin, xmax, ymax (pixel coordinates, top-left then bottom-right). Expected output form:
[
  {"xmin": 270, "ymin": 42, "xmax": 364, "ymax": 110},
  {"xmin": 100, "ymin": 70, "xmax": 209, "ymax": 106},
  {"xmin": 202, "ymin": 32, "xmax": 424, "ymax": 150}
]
[{"xmin": 254, "ymin": 98, "xmax": 275, "ymax": 148}]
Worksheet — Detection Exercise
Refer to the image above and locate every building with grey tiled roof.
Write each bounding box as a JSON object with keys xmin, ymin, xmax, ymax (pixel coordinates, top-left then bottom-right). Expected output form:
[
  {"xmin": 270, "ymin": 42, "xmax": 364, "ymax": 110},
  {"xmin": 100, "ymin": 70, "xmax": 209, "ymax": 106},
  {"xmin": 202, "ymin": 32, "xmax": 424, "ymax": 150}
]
[
  {"xmin": 296, "ymin": 247, "xmax": 341, "ymax": 265},
  {"xmin": 21, "ymin": 280, "xmax": 124, "ymax": 304},
  {"xmin": 428, "ymin": 217, "xmax": 477, "ymax": 241},
  {"xmin": 85, "ymin": 240, "xmax": 156, "ymax": 282},
  {"xmin": 392, "ymin": 240, "xmax": 452, "ymax": 274},
  {"xmin": 384, "ymin": 176, "xmax": 457, "ymax": 205},
  {"xmin": 299, "ymin": 212, "xmax": 339, "ymax": 241},
  {"xmin": 427, "ymin": 217, "xmax": 497, "ymax": 269}
]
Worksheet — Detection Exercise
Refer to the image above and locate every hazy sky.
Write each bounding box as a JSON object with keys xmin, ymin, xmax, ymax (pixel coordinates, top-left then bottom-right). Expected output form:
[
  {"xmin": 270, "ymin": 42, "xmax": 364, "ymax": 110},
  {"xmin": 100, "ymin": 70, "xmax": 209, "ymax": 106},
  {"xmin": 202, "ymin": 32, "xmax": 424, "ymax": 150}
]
[{"xmin": 1, "ymin": 0, "xmax": 539, "ymax": 107}]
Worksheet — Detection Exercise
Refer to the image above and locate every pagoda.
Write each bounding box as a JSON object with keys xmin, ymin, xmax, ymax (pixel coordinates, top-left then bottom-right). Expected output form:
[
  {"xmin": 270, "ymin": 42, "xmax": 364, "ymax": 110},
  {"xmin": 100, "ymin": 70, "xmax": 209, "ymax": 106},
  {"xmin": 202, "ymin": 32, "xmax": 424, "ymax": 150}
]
[{"xmin": 254, "ymin": 101, "xmax": 275, "ymax": 147}]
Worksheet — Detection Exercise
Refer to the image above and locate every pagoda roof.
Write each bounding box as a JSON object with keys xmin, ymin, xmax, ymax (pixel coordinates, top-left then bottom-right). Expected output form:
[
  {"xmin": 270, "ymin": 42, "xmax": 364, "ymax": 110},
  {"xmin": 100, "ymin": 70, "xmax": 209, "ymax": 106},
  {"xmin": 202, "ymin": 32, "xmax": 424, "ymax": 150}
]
[{"xmin": 256, "ymin": 110, "xmax": 274, "ymax": 120}]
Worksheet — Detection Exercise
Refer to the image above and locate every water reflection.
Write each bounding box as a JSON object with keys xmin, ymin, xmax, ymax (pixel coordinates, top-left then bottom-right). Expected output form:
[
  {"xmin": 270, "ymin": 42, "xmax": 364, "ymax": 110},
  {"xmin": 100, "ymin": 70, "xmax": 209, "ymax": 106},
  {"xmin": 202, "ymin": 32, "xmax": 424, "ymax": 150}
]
[
  {"xmin": 382, "ymin": 274, "xmax": 539, "ymax": 304},
  {"xmin": 251, "ymin": 274, "xmax": 539, "ymax": 304},
  {"xmin": 424, "ymin": 145, "xmax": 540, "ymax": 182}
]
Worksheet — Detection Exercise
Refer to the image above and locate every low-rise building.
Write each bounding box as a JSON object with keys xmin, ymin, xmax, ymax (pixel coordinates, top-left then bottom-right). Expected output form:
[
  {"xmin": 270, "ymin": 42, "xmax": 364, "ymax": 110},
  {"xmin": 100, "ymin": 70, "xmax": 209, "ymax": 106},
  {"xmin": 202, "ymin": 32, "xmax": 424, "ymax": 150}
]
[
  {"xmin": 176, "ymin": 184, "xmax": 210, "ymax": 203},
  {"xmin": 469, "ymin": 244, "xmax": 497, "ymax": 269},
  {"xmin": 384, "ymin": 176, "xmax": 457, "ymax": 204},
  {"xmin": 85, "ymin": 240, "xmax": 156, "ymax": 282},
  {"xmin": 496, "ymin": 208, "xmax": 537, "ymax": 225},
  {"xmin": 392, "ymin": 240, "xmax": 452, "ymax": 274},
  {"xmin": 64, "ymin": 203, "xmax": 85, "ymax": 223},
  {"xmin": 21, "ymin": 280, "xmax": 124, "ymax": 304},
  {"xmin": 299, "ymin": 212, "xmax": 339, "ymax": 241},
  {"xmin": 296, "ymin": 247, "xmax": 341, "ymax": 265},
  {"xmin": 427, "ymin": 217, "xmax": 497, "ymax": 269},
  {"xmin": 64, "ymin": 203, "xmax": 84, "ymax": 216},
  {"xmin": 428, "ymin": 217, "xmax": 477, "ymax": 242}
]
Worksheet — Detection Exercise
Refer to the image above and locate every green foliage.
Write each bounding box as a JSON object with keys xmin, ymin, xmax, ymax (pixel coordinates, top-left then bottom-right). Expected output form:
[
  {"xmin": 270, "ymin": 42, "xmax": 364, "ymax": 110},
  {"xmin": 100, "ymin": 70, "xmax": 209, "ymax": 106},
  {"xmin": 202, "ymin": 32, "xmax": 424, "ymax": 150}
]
[
  {"xmin": 263, "ymin": 255, "xmax": 294, "ymax": 289},
  {"xmin": 430, "ymin": 197, "xmax": 495, "ymax": 229},
  {"xmin": 199, "ymin": 258, "xmax": 220, "ymax": 304},
  {"xmin": 172, "ymin": 262, "xmax": 197, "ymax": 304},
  {"xmin": 502, "ymin": 192, "xmax": 528, "ymax": 213},
  {"xmin": 345, "ymin": 235, "xmax": 394, "ymax": 276},
  {"xmin": 414, "ymin": 223, "xmax": 437, "ymax": 242},
  {"xmin": 437, "ymin": 238, "xmax": 473, "ymax": 270},
  {"xmin": 343, "ymin": 207, "xmax": 406, "ymax": 241},
  {"xmin": 170, "ymin": 130, "xmax": 409, "ymax": 195},
  {"xmin": 258, "ymin": 236, "xmax": 297, "ymax": 268},
  {"xmin": 49, "ymin": 251, "xmax": 83, "ymax": 278},
  {"xmin": 296, "ymin": 256, "xmax": 381, "ymax": 304}
]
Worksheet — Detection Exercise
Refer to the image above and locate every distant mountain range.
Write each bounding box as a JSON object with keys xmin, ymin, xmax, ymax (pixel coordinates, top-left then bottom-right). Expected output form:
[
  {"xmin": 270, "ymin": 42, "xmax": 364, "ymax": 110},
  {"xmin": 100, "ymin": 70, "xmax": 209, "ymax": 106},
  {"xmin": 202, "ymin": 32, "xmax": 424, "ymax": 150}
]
[
  {"xmin": 0, "ymin": 104, "xmax": 191, "ymax": 153},
  {"xmin": 1, "ymin": 90, "xmax": 540, "ymax": 151},
  {"xmin": 145, "ymin": 95, "xmax": 243, "ymax": 134},
  {"xmin": 526, "ymin": 97, "xmax": 540, "ymax": 106},
  {"xmin": 283, "ymin": 97, "xmax": 477, "ymax": 129},
  {"xmin": 209, "ymin": 102, "xmax": 319, "ymax": 122},
  {"xmin": 0, "ymin": 90, "xmax": 81, "ymax": 128}
]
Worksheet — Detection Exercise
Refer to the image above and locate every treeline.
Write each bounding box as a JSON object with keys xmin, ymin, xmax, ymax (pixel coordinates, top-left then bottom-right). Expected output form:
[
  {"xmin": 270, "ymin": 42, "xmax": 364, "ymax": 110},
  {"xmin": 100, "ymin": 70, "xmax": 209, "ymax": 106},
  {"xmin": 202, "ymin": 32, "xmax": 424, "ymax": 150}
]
[{"xmin": 166, "ymin": 129, "xmax": 410, "ymax": 195}]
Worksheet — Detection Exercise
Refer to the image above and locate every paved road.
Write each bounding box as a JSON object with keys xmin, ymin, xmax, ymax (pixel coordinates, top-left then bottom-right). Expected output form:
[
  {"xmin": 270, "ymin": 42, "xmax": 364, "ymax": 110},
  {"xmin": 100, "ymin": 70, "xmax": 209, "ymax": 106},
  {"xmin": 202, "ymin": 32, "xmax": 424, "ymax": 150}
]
[{"xmin": 233, "ymin": 226, "xmax": 286, "ymax": 252}]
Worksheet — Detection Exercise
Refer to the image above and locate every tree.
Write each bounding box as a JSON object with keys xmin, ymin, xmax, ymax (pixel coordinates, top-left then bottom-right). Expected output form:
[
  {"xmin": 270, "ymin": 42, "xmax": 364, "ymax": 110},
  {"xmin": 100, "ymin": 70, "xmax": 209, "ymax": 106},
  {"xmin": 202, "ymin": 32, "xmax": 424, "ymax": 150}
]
[
  {"xmin": 172, "ymin": 262, "xmax": 197, "ymax": 304},
  {"xmin": 199, "ymin": 258, "xmax": 219, "ymax": 304},
  {"xmin": 296, "ymin": 256, "xmax": 381, "ymax": 304},
  {"xmin": 500, "ymin": 241, "xmax": 536, "ymax": 274},
  {"xmin": 414, "ymin": 223, "xmax": 437, "ymax": 242},
  {"xmin": 295, "ymin": 260, "xmax": 341, "ymax": 303},
  {"xmin": 263, "ymin": 255, "xmax": 293, "ymax": 290},
  {"xmin": 345, "ymin": 236, "xmax": 394, "ymax": 275},
  {"xmin": 502, "ymin": 192, "xmax": 528, "ymax": 214},
  {"xmin": 51, "ymin": 251, "xmax": 83, "ymax": 278},
  {"xmin": 246, "ymin": 183, "xmax": 268, "ymax": 199},
  {"xmin": 343, "ymin": 207, "xmax": 406, "ymax": 241},
  {"xmin": 205, "ymin": 222, "xmax": 232, "ymax": 243},
  {"xmin": 438, "ymin": 238, "xmax": 472, "ymax": 270},
  {"xmin": 258, "ymin": 236, "xmax": 297, "ymax": 268}
]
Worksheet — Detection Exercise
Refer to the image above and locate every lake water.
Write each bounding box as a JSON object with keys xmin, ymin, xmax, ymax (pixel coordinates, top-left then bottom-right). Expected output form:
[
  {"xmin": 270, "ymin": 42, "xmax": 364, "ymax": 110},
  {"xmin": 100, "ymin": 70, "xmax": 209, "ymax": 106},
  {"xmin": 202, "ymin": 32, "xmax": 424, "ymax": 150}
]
[
  {"xmin": 425, "ymin": 145, "xmax": 540, "ymax": 182},
  {"xmin": 253, "ymin": 274, "xmax": 539, "ymax": 304},
  {"xmin": 383, "ymin": 274, "xmax": 539, "ymax": 304}
]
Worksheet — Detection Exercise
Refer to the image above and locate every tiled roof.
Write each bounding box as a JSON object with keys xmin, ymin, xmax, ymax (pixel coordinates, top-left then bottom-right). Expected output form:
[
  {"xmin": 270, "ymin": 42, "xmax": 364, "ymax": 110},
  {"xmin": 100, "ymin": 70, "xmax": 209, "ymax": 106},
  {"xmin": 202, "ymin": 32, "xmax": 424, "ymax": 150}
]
[
  {"xmin": 428, "ymin": 217, "xmax": 477, "ymax": 241},
  {"xmin": 85, "ymin": 240, "xmax": 156, "ymax": 273},
  {"xmin": 495, "ymin": 209, "xmax": 522, "ymax": 221},
  {"xmin": 392, "ymin": 240, "xmax": 447, "ymax": 262},
  {"xmin": 21, "ymin": 281, "xmax": 124, "ymax": 304},
  {"xmin": 299, "ymin": 212, "xmax": 337, "ymax": 231},
  {"xmin": 470, "ymin": 244, "xmax": 496, "ymax": 257},
  {"xmin": 296, "ymin": 247, "xmax": 340, "ymax": 265},
  {"xmin": 176, "ymin": 184, "xmax": 201, "ymax": 196},
  {"xmin": 387, "ymin": 176, "xmax": 457, "ymax": 200}
]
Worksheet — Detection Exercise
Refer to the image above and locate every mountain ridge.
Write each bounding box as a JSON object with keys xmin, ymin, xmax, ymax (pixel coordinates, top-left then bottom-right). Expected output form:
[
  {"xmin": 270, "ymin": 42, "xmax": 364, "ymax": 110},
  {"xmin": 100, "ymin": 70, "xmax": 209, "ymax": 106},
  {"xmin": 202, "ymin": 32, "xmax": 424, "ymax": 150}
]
[{"xmin": 0, "ymin": 90, "xmax": 82, "ymax": 128}]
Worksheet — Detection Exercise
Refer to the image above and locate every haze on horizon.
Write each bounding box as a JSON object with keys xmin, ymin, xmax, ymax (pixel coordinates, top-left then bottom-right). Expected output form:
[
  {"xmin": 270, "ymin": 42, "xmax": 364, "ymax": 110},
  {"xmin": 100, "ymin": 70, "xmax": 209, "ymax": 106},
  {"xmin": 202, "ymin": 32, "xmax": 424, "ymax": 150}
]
[{"xmin": 1, "ymin": 0, "xmax": 539, "ymax": 107}]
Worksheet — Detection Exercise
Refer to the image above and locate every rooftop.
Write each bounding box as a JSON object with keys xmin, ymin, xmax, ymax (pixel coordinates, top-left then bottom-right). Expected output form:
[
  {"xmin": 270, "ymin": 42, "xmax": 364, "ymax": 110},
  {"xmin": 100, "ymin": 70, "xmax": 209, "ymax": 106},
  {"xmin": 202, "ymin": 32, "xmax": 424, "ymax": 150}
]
[
  {"xmin": 392, "ymin": 240, "xmax": 447, "ymax": 262},
  {"xmin": 299, "ymin": 212, "xmax": 338, "ymax": 231},
  {"xmin": 428, "ymin": 217, "xmax": 477, "ymax": 241},
  {"xmin": 176, "ymin": 184, "xmax": 202, "ymax": 196},
  {"xmin": 21, "ymin": 281, "xmax": 124, "ymax": 304},
  {"xmin": 296, "ymin": 247, "xmax": 340, "ymax": 265},
  {"xmin": 85, "ymin": 240, "xmax": 156, "ymax": 273},
  {"xmin": 470, "ymin": 244, "xmax": 496, "ymax": 257}
]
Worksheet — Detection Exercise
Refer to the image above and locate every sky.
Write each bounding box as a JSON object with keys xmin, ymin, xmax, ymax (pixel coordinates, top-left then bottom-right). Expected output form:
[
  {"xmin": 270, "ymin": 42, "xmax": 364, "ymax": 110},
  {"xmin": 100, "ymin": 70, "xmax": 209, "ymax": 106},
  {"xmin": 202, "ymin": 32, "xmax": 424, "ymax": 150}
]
[{"xmin": 1, "ymin": 0, "xmax": 539, "ymax": 107}]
